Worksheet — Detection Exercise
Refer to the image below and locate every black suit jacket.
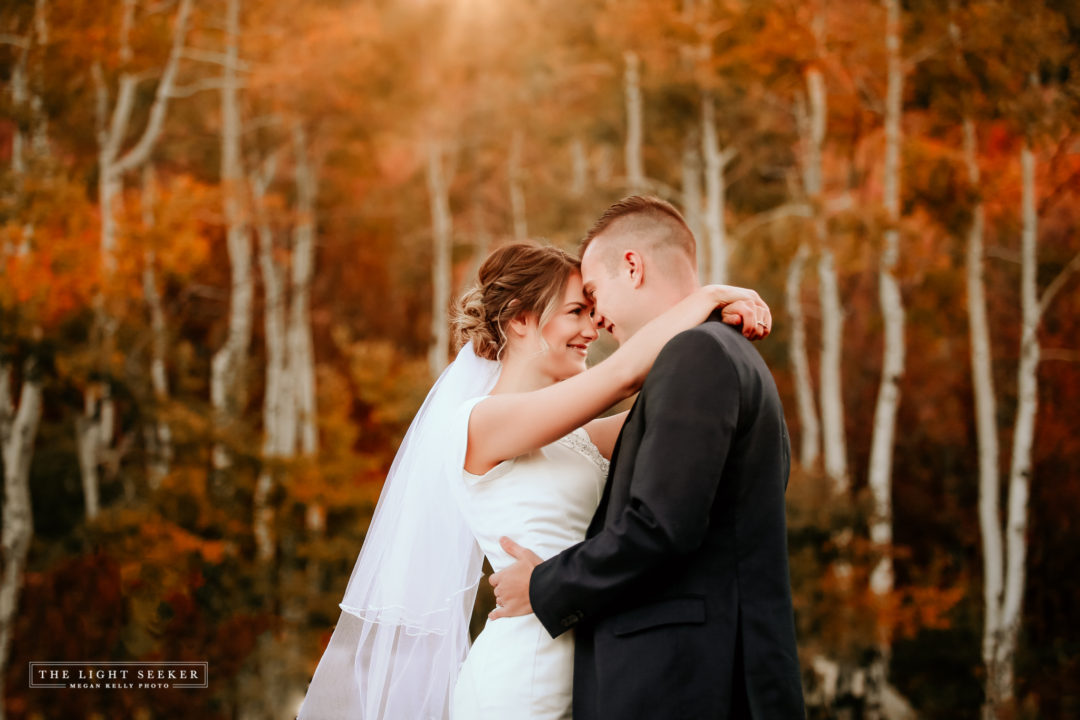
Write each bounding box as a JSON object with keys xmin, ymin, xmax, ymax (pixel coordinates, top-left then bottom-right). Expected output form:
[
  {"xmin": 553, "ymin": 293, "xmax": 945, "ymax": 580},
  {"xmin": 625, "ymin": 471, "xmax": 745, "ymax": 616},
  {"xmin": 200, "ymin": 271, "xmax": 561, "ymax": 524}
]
[{"xmin": 530, "ymin": 316, "xmax": 805, "ymax": 719}]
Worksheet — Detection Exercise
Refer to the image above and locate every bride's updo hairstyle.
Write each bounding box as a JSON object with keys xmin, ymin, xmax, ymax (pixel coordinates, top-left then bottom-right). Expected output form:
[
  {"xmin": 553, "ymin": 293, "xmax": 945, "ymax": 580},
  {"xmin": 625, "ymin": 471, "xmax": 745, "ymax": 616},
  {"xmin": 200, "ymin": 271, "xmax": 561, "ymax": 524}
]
[{"xmin": 453, "ymin": 242, "xmax": 581, "ymax": 361}]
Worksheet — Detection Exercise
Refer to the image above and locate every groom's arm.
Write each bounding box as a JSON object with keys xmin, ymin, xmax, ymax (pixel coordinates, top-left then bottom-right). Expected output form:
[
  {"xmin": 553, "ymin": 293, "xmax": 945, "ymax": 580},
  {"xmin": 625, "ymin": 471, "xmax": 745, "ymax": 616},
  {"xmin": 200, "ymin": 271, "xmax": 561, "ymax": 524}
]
[{"xmin": 529, "ymin": 328, "xmax": 740, "ymax": 638}]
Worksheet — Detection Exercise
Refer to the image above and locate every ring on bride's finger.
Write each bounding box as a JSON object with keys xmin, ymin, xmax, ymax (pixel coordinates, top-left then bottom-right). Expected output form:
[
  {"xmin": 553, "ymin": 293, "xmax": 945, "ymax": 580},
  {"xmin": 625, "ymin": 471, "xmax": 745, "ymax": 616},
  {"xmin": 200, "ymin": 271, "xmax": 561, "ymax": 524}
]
[{"xmin": 756, "ymin": 321, "xmax": 768, "ymax": 327}]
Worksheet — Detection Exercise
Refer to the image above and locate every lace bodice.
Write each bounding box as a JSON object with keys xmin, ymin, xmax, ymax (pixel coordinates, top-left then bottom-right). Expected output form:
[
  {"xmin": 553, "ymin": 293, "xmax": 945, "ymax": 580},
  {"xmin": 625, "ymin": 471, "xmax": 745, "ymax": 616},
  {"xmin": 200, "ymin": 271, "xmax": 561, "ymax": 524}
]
[{"xmin": 557, "ymin": 427, "xmax": 610, "ymax": 475}]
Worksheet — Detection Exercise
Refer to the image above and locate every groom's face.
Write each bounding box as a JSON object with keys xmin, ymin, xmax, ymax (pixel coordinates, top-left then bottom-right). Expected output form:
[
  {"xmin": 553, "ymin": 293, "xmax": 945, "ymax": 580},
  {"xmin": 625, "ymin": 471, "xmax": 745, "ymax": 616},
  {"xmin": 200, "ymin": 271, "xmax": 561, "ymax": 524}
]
[{"xmin": 580, "ymin": 240, "xmax": 638, "ymax": 345}]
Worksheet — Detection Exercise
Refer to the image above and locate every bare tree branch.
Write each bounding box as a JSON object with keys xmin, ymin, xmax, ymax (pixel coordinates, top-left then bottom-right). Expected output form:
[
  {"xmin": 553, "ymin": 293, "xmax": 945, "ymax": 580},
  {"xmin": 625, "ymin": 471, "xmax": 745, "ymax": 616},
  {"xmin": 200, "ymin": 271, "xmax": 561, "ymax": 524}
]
[
  {"xmin": 114, "ymin": 0, "xmax": 193, "ymax": 174},
  {"xmin": 1040, "ymin": 348, "xmax": 1080, "ymax": 363},
  {"xmin": 103, "ymin": 74, "xmax": 139, "ymax": 161},
  {"xmin": 146, "ymin": 0, "xmax": 179, "ymax": 15},
  {"xmin": 251, "ymin": 150, "xmax": 280, "ymax": 199},
  {"xmin": 903, "ymin": 37, "xmax": 945, "ymax": 73},
  {"xmin": 0, "ymin": 35, "xmax": 30, "ymax": 48},
  {"xmin": 644, "ymin": 177, "xmax": 681, "ymax": 202},
  {"xmin": 1038, "ymin": 251, "xmax": 1080, "ymax": 318},
  {"xmin": 1037, "ymin": 167, "xmax": 1080, "ymax": 216},
  {"xmin": 180, "ymin": 47, "xmax": 252, "ymax": 72},
  {"xmin": 732, "ymin": 202, "xmax": 812, "ymax": 242},
  {"xmin": 600, "ymin": 175, "xmax": 681, "ymax": 203},
  {"xmin": 91, "ymin": 63, "xmax": 109, "ymax": 140},
  {"xmin": 169, "ymin": 78, "xmax": 246, "ymax": 98},
  {"xmin": 987, "ymin": 245, "xmax": 1022, "ymax": 264},
  {"xmin": 243, "ymin": 114, "xmax": 287, "ymax": 136},
  {"xmin": 855, "ymin": 75, "xmax": 884, "ymax": 114}
]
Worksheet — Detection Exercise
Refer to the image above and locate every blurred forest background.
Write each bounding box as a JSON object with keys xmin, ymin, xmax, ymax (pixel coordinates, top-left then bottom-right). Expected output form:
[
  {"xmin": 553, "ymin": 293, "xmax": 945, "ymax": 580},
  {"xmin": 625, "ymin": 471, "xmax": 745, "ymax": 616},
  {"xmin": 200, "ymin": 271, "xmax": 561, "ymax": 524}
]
[{"xmin": 1, "ymin": 0, "xmax": 1078, "ymax": 718}]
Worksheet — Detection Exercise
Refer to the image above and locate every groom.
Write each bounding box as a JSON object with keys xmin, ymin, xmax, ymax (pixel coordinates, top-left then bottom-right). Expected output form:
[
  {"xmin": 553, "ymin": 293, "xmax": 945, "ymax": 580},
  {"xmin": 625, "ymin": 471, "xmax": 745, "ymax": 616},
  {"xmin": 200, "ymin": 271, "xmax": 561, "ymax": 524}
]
[{"xmin": 489, "ymin": 196, "xmax": 806, "ymax": 718}]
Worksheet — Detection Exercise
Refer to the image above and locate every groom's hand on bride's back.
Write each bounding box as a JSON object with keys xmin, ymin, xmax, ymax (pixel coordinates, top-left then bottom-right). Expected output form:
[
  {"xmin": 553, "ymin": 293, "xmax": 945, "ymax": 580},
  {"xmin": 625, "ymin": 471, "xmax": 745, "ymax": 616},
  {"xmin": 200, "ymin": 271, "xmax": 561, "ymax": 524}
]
[{"xmin": 488, "ymin": 537, "xmax": 541, "ymax": 620}]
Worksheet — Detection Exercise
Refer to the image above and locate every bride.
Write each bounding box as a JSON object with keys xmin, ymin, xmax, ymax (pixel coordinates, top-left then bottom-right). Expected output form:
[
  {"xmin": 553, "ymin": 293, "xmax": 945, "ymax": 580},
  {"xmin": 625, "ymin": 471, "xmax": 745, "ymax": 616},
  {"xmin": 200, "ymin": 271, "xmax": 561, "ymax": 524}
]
[{"xmin": 296, "ymin": 242, "xmax": 770, "ymax": 719}]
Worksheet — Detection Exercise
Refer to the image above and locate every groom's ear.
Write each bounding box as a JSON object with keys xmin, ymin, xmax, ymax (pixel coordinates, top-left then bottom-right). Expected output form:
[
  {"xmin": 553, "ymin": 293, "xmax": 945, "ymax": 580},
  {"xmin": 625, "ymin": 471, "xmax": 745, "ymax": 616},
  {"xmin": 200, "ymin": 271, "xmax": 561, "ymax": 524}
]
[{"xmin": 624, "ymin": 250, "xmax": 645, "ymax": 289}]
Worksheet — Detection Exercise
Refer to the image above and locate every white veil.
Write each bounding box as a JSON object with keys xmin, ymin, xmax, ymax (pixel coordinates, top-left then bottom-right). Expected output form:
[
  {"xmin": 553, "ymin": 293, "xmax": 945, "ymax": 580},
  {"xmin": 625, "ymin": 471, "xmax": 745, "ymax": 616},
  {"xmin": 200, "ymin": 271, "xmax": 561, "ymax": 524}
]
[{"xmin": 297, "ymin": 342, "xmax": 500, "ymax": 719}]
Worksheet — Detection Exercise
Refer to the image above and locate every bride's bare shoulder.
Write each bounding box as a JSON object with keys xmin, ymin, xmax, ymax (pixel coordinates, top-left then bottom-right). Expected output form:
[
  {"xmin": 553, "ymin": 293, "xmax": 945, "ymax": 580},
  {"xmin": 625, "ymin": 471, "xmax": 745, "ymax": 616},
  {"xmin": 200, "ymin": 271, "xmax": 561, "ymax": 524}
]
[{"xmin": 584, "ymin": 411, "xmax": 629, "ymax": 460}]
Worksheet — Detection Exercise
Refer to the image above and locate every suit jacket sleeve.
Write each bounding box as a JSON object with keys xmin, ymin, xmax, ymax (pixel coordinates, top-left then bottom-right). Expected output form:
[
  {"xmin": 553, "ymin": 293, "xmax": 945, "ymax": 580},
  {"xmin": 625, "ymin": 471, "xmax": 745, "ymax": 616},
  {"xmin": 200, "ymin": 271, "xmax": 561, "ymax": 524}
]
[{"xmin": 530, "ymin": 328, "xmax": 740, "ymax": 637}]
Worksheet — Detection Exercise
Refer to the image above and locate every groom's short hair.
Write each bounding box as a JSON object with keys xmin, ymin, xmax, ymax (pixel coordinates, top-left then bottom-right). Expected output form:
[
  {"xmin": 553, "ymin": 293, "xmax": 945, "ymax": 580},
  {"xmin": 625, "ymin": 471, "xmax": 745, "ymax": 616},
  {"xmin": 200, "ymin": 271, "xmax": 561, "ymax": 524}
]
[{"xmin": 580, "ymin": 196, "xmax": 697, "ymax": 267}]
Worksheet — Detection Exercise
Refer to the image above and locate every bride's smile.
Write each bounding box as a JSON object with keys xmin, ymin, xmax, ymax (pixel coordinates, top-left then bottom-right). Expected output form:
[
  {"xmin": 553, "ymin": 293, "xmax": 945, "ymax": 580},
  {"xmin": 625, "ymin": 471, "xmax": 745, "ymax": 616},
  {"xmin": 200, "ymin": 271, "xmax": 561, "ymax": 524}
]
[{"xmin": 536, "ymin": 273, "xmax": 599, "ymax": 381}]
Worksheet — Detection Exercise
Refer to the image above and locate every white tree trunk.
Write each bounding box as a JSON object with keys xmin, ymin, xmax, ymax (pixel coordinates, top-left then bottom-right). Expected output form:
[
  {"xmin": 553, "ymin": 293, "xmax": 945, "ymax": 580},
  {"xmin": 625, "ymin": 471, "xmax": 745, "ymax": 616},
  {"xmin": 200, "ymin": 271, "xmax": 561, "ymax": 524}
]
[
  {"xmin": 254, "ymin": 153, "xmax": 283, "ymax": 564},
  {"xmin": 818, "ymin": 248, "xmax": 848, "ymax": 491},
  {"xmin": 802, "ymin": 70, "xmax": 826, "ymax": 199},
  {"xmin": 509, "ymin": 130, "xmax": 528, "ymax": 241},
  {"xmin": 964, "ymin": 120, "xmax": 1007, "ymax": 720},
  {"xmin": 595, "ymin": 144, "xmax": 614, "ymax": 186},
  {"xmin": 75, "ymin": 385, "xmax": 110, "ymax": 520},
  {"xmin": 868, "ymin": 0, "xmax": 906, "ymax": 599},
  {"xmin": 426, "ymin": 141, "xmax": 453, "ymax": 377},
  {"xmin": 210, "ymin": 0, "xmax": 252, "ymax": 476},
  {"xmin": 813, "ymin": 241, "xmax": 846, "ymax": 498},
  {"xmin": 290, "ymin": 124, "xmax": 319, "ymax": 458},
  {"xmin": 790, "ymin": 63, "xmax": 828, "ymax": 470},
  {"xmin": 983, "ymin": 143, "xmax": 1039, "ymax": 710},
  {"xmin": 798, "ymin": 4, "xmax": 846, "ymax": 494},
  {"xmin": 141, "ymin": 165, "xmax": 173, "ymax": 490},
  {"xmin": 570, "ymin": 136, "xmax": 588, "ymax": 198},
  {"xmin": 5, "ymin": 1, "xmax": 47, "ymax": 251},
  {"xmin": 0, "ymin": 29, "xmax": 45, "ymax": 720},
  {"xmin": 288, "ymin": 128, "xmax": 321, "ymax": 716},
  {"xmin": 6, "ymin": 0, "xmax": 49, "ymax": 259},
  {"xmin": 977, "ymin": 138, "xmax": 1080, "ymax": 717},
  {"xmin": 81, "ymin": 0, "xmax": 192, "ymax": 517},
  {"xmin": 468, "ymin": 194, "xmax": 492, "ymax": 283},
  {"xmin": 701, "ymin": 93, "xmax": 736, "ymax": 285},
  {"xmin": 305, "ymin": 504, "xmax": 326, "ymax": 595},
  {"xmin": 26, "ymin": 0, "xmax": 48, "ymax": 166},
  {"xmin": 0, "ymin": 360, "xmax": 43, "ymax": 720},
  {"xmin": 680, "ymin": 133, "xmax": 705, "ymax": 280},
  {"xmin": 864, "ymin": 5, "xmax": 906, "ymax": 717},
  {"xmin": 21, "ymin": 1, "xmax": 48, "ymax": 171},
  {"xmin": 7, "ymin": 31, "xmax": 33, "ymax": 259},
  {"xmin": 10, "ymin": 31, "xmax": 30, "ymax": 181},
  {"xmin": 623, "ymin": 51, "xmax": 646, "ymax": 193},
  {"xmin": 142, "ymin": 256, "xmax": 173, "ymax": 490},
  {"xmin": 85, "ymin": 65, "xmax": 122, "ymax": 517},
  {"xmin": 786, "ymin": 243, "xmax": 820, "ymax": 468}
]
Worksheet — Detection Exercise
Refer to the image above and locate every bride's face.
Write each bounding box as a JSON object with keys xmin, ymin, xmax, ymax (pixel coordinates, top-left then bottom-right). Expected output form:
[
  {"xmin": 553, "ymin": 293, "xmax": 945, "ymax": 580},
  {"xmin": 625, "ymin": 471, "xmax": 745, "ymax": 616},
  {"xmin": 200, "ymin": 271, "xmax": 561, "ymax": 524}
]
[{"xmin": 536, "ymin": 272, "xmax": 599, "ymax": 381}]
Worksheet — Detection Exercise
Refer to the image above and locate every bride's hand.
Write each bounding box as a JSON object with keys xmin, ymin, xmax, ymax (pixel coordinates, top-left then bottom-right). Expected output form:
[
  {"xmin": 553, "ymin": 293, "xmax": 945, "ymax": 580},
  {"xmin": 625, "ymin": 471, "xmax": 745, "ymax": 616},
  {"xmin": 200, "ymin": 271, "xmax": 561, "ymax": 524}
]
[{"xmin": 700, "ymin": 284, "xmax": 772, "ymax": 340}]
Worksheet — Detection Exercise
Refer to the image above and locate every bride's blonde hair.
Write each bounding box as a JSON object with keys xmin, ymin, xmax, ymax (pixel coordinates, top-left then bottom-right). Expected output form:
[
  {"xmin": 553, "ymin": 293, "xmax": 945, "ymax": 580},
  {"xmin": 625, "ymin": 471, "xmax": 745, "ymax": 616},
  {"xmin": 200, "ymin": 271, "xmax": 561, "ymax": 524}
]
[{"xmin": 453, "ymin": 242, "xmax": 580, "ymax": 361}]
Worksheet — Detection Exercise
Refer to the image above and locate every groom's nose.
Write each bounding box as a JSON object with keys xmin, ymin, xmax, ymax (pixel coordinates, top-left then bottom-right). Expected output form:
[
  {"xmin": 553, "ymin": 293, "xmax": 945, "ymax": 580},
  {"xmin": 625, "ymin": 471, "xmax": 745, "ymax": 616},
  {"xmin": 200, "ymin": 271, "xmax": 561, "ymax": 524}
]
[{"xmin": 581, "ymin": 320, "xmax": 599, "ymax": 340}]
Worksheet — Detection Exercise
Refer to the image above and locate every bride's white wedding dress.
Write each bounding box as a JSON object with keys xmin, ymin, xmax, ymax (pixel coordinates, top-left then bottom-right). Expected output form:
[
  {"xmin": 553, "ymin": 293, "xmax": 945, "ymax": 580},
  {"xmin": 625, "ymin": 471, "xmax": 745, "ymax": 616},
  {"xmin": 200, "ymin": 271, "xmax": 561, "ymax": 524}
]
[{"xmin": 451, "ymin": 398, "xmax": 609, "ymax": 720}]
